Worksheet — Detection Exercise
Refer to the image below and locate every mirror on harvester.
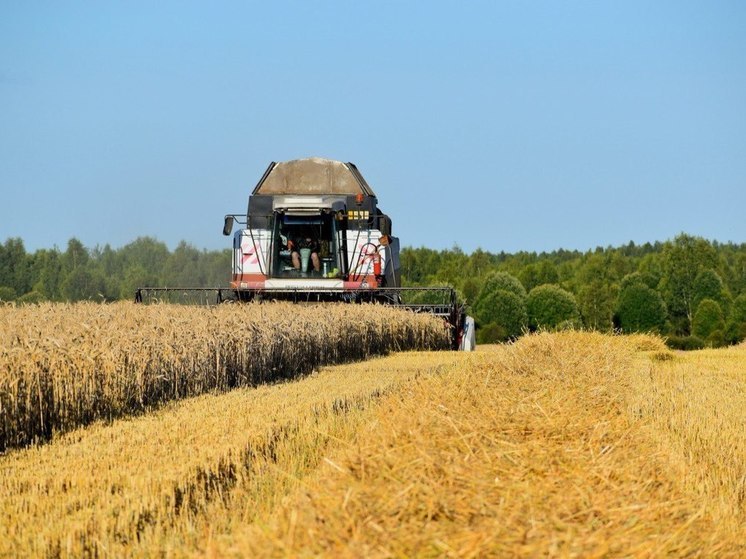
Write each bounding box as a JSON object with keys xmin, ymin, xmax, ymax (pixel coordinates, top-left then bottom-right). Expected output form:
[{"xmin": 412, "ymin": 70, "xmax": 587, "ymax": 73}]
[{"xmin": 223, "ymin": 216, "xmax": 234, "ymax": 236}]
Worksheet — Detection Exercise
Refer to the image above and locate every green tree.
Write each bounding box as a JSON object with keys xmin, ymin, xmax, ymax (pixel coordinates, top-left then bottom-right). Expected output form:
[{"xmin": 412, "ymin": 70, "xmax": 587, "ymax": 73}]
[
  {"xmin": 434, "ymin": 246, "xmax": 469, "ymax": 286},
  {"xmin": 724, "ymin": 320, "xmax": 746, "ymax": 346},
  {"xmin": 33, "ymin": 249, "xmax": 63, "ymax": 300},
  {"xmin": 732, "ymin": 294, "xmax": 746, "ymax": 323},
  {"xmin": 692, "ymin": 299, "xmax": 725, "ymax": 345},
  {"xmin": 619, "ymin": 271, "xmax": 658, "ymax": 291},
  {"xmin": 478, "ymin": 271, "xmax": 527, "ymax": 302},
  {"xmin": 636, "ymin": 253, "xmax": 664, "ymax": 287},
  {"xmin": 723, "ymin": 285, "xmax": 746, "ymax": 344},
  {"xmin": 461, "ymin": 277, "xmax": 480, "ymax": 305},
  {"xmin": 615, "ymin": 284, "xmax": 667, "ymax": 333},
  {"xmin": 692, "ymin": 269, "xmax": 731, "ymax": 314},
  {"xmin": 475, "ymin": 289, "xmax": 527, "ymax": 342},
  {"xmin": 518, "ymin": 261, "xmax": 559, "ymax": 292},
  {"xmin": 578, "ymin": 280, "xmax": 616, "ymax": 331},
  {"xmin": 466, "ymin": 248, "xmax": 494, "ymax": 278},
  {"xmin": 120, "ymin": 265, "xmax": 159, "ymax": 300},
  {"xmin": 400, "ymin": 247, "xmax": 442, "ymax": 285},
  {"xmin": 62, "ymin": 238, "xmax": 89, "ymax": 273},
  {"xmin": 606, "ymin": 251, "xmax": 635, "ymax": 284},
  {"xmin": 92, "ymin": 244, "xmax": 125, "ymax": 300},
  {"xmin": 59, "ymin": 238, "xmax": 102, "ymax": 301},
  {"xmin": 162, "ymin": 242, "xmax": 206, "ymax": 287},
  {"xmin": 118, "ymin": 237, "xmax": 169, "ymax": 278},
  {"xmin": 0, "ymin": 238, "xmax": 31, "ymax": 295},
  {"xmin": 526, "ymin": 284, "xmax": 580, "ymax": 331},
  {"xmin": 61, "ymin": 267, "xmax": 106, "ymax": 301},
  {"xmin": 730, "ymin": 252, "xmax": 746, "ymax": 295},
  {"xmin": 661, "ymin": 234, "xmax": 718, "ymax": 334}
]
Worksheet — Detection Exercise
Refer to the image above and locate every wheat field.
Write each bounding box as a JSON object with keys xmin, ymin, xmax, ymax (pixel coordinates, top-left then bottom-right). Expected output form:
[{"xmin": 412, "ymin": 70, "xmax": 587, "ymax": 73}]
[
  {"xmin": 211, "ymin": 333, "xmax": 745, "ymax": 558},
  {"xmin": 1, "ymin": 308, "xmax": 745, "ymax": 557},
  {"xmin": 0, "ymin": 301, "xmax": 449, "ymax": 451}
]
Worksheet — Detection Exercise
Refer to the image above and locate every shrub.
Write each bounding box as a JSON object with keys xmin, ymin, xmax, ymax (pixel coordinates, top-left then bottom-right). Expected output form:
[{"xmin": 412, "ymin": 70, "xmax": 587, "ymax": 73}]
[
  {"xmin": 692, "ymin": 299, "xmax": 725, "ymax": 341},
  {"xmin": 477, "ymin": 322, "xmax": 506, "ymax": 344},
  {"xmin": 475, "ymin": 289, "xmax": 527, "ymax": 341},
  {"xmin": 0, "ymin": 286, "xmax": 17, "ymax": 301},
  {"xmin": 706, "ymin": 329, "xmax": 725, "ymax": 348},
  {"xmin": 615, "ymin": 284, "xmax": 667, "ymax": 333},
  {"xmin": 665, "ymin": 335, "xmax": 705, "ymax": 351},
  {"xmin": 724, "ymin": 320, "xmax": 746, "ymax": 345},
  {"xmin": 526, "ymin": 284, "xmax": 580, "ymax": 331}
]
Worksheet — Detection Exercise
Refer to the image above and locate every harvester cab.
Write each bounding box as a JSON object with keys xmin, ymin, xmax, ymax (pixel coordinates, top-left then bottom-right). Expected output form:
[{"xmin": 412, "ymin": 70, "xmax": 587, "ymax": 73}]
[{"xmin": 223, "ymin": 158, "xmax": 401, "ymax": 298}]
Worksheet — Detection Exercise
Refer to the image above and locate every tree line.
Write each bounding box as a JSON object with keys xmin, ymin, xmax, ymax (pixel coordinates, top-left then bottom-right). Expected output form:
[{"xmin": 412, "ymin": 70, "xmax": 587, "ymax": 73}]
[
  {"xmin": 2, "ymin": 233, "xmax": 745, "ymax": 348},
  {"xmin": 399, "ymin": 233, "xmax": 746, "ymax": 348},
  {"xmin": 0, "ymin": 237, "xmax": 230, "ymax": 304}
]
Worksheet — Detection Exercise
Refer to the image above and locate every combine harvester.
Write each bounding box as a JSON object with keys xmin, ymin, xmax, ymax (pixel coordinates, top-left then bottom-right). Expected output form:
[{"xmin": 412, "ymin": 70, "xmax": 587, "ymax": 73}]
[{"xmin": 136, "ymin": 157, "xmax": 475, "ymax": 350}]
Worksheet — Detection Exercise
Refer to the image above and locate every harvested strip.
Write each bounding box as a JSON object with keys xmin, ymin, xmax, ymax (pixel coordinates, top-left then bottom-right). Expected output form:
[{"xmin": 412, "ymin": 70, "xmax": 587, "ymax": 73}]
[
  {"xmin": 0, "ymin": 351, "xmax": 463, "ymax": 557},
  {"xmin": 209, "ymin": 333, "xmax": 745, "ymax": 557},
  {"xmin": 626, "ymin": 346, "xmax": 746, "ymax": 530}
]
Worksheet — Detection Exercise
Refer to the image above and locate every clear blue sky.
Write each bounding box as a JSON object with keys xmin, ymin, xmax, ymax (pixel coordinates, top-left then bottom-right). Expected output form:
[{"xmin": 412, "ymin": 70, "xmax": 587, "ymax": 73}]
[{"xmin": 2, "ymin": 1, "xmax": 744, "ymax": 254}]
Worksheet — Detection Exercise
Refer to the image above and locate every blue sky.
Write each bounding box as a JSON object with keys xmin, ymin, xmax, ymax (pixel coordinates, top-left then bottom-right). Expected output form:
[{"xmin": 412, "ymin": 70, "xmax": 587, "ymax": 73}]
[{"xmin": 1, "ymin": 1, "xmax": 744, "ymax": 254}]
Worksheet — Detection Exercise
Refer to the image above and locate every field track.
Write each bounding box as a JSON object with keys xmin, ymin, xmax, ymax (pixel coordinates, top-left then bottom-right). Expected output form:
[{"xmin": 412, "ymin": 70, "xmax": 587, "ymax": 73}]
[{"xmin": 1, "ymin": 328, "xmax": 745, "ymax": 557}]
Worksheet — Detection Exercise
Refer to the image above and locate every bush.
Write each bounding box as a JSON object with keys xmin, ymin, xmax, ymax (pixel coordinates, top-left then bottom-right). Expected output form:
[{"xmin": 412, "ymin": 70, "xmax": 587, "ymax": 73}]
[
  {"xmin": 477, "ymin": 322, "xmax": 506, "ymax": 344},
  {"xmin": 475, "ymin": 289, "xmax": 527, "ymax": 341},
  {"xmin": 615, "ymin": 284, "xmax": 667, "ymax": 333},
  {"xmin": 665, "ymin": 335, "xmax": 705, "ymax": 351},
  {"xmin": 706, "ymin": 329, "xmax": 725, "ymax": 348},
  {"xmin": 724, "ymin": 320, "xmax": 746, "ymax": 345},
  {"xmin": 692, "ymin": 299, "xmax": 725, "ymax": 341},
  {"xmin": 526, "ymin": 284, "xmax": 580, "ymax": 331},
  {"xmin": 0, "ymin": 286, "xmax": 17, "ymax": 301}
]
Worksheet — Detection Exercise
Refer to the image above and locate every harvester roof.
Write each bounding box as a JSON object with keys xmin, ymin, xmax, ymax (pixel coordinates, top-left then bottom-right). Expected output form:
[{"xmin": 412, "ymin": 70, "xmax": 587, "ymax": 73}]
[{"xmin": 251, "ymin": 157, "xmax": 376, "ymax": 197}]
